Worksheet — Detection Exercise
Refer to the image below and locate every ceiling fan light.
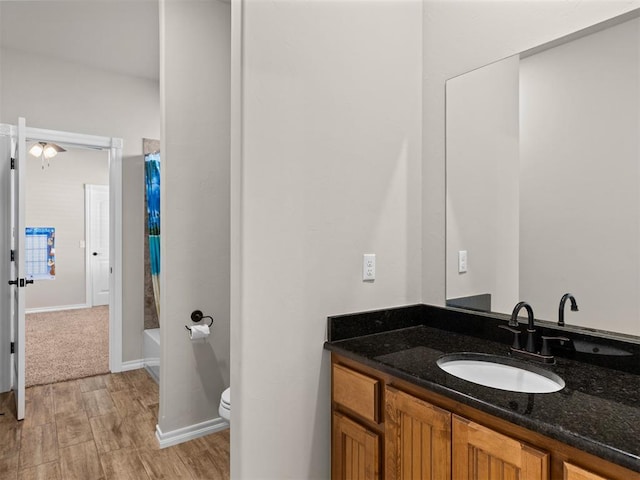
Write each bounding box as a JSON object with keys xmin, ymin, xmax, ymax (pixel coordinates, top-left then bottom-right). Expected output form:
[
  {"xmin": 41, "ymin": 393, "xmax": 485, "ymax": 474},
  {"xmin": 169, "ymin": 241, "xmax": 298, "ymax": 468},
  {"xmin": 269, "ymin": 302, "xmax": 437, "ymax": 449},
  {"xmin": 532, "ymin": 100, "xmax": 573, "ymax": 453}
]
[
  {"xmin": 43, "ymin": 145, "xmax": 58, "ymax": 159},
  {"xmin": 29, "ymin": 143, "xmax": 44, "ymax": 157}
]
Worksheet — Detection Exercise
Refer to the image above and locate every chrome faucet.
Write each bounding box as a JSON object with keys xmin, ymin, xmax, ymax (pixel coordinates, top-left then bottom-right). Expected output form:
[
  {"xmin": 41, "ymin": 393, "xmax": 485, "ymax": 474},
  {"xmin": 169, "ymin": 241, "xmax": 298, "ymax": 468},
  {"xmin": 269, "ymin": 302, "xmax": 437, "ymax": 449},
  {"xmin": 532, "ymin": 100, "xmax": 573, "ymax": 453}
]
[
  {"xmin": 510, "ymin": 301, "xmax": 537, "ymax": 353},
  {"xmin": 558, "ymin": 293, "xmax": 579, "ymax": 327}
]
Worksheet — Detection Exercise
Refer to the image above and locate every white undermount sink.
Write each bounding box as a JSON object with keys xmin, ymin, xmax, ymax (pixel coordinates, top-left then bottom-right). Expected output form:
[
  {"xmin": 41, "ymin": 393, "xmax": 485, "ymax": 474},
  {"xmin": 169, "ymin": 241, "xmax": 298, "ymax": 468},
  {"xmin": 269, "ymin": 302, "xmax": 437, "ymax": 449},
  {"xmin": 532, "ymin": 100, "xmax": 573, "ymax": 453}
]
[{"xmin": 437, "ymin": 353, "xmax": 565, "ymax": 394}]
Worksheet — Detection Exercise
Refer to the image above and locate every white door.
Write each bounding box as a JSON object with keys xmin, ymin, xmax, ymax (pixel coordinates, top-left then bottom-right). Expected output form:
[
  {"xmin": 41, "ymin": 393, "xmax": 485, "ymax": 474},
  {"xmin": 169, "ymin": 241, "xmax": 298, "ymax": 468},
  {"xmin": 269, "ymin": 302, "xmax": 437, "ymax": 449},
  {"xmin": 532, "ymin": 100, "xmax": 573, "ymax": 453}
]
[
  {"xmin": 10, "ymin": 118, "xmax": 27, "ymax": 420},
  {"xmin": 87, "ymin": 185, "xmax": 109, "ymax": 306}
]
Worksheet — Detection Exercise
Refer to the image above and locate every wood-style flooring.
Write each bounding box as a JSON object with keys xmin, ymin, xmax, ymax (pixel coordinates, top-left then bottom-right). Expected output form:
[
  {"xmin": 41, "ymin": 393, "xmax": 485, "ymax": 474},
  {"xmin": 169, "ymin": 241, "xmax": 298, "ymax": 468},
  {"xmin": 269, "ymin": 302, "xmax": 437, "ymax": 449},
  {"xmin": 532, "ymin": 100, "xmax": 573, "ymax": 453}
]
[{"xmin": 0, "ymin": 369, "xmax": 230, "ymax": 479}]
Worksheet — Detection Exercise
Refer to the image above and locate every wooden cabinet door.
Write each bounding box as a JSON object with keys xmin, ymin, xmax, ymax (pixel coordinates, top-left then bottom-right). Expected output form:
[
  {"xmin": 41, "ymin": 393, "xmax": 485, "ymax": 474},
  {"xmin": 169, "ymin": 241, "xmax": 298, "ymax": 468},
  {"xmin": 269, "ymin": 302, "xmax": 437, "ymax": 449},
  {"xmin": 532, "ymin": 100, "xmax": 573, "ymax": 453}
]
[
  {"xmin": 453, "ymin": 415, "xmax": 549, "ymax": 480},
  {"xmin": 332, "ymin": 411, "xmax": 380, "ymax": 480},
  {"xmin": 385, "ymin": 386, "xmax": 452, "ymax": 480},
  {"xmin": 564, "ymin": 462, "xmax": 611, "ymax": 480}
]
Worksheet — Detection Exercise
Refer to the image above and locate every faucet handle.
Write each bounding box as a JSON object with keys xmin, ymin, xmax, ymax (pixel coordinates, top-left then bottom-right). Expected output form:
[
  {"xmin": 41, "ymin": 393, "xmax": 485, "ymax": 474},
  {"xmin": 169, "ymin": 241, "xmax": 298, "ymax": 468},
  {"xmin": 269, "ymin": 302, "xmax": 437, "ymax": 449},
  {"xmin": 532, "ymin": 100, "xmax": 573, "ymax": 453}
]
[
  {"xmin": 541, "ymin": 336, "xmax": 571, "ymax": 356},
  {"xmin": 498, "ymin": 325, "xmax": 522, "ymax": 350}
]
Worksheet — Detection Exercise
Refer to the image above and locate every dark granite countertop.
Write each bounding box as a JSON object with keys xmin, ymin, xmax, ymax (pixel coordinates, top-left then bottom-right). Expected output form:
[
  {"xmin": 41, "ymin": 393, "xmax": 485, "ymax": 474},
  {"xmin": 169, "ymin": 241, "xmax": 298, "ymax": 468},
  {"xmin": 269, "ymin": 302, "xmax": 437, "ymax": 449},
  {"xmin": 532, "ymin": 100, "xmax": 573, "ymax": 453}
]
[{"xmin": 324, "ymin": 305, "xmax": 640, "ymax": 473}]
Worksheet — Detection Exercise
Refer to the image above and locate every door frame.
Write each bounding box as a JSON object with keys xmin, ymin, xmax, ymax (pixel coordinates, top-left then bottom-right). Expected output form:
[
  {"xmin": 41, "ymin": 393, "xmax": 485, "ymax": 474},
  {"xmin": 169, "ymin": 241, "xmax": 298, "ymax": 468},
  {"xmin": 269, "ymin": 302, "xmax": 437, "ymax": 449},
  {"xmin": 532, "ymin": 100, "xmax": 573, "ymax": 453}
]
[
  {"xmin": 0, "ymin": 124, "xmax": 16, "ymax": 393},
  {"xmin": 1, "ymin": 123, "xmax": 124, "ymax": 377},
  {"xmin": 85, "ymin": 184, "xmax": 110, "ymax": 308}
]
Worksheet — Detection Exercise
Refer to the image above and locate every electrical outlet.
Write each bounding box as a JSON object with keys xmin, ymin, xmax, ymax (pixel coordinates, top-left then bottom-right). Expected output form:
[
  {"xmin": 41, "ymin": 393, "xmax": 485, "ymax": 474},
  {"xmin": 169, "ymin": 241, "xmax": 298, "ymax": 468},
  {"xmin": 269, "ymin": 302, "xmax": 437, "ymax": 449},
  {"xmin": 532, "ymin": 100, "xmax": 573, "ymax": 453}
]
[
  {"xmin": 458, "ymin": 250, "xmax": 467, "ymax": 273},
  {"xmin": 363, "ymin": 254, "xmax": 376, "ymax": 281}
]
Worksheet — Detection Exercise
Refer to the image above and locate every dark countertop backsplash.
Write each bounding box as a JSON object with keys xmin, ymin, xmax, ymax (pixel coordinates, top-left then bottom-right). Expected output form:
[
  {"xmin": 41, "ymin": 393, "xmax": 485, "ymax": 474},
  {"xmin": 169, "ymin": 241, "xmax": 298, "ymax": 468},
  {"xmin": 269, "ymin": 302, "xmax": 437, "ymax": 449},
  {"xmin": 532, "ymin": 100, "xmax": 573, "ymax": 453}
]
[{"xmin": 328, "ymin": 304, "xmax": 640, "ymax": 374}]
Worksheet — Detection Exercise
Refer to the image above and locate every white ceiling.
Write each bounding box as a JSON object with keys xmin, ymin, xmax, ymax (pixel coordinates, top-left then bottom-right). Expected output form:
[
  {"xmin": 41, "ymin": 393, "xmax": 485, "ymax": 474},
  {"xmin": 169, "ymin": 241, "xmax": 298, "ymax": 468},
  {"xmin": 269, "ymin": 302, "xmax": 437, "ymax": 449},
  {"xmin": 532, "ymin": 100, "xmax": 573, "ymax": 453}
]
[{"xmin": 0, "ymin": 0, "xmax": 160, "ymax": 81}]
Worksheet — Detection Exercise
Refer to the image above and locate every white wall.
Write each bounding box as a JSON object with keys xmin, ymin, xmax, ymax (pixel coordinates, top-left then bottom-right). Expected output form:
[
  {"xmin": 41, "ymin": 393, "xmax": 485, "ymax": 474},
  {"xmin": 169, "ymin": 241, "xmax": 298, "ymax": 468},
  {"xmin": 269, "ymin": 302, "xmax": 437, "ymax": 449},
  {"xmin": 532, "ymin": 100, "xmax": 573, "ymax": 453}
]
[
  {"xmin": 232, "ymin": 0, "xmax": 423, "ymax": 478},
  {"xmin": 446, "ymin": 56, "xmax": 520, "ymax": 313},
  {"xmin": 0, "ymin": 47, "xmax": 160, "ymax": 363},
  {"xmin": 519, "ymin": 18, "xmax": 640, "ymax": 335},
  {"xmin": 159, "ymin": 0, "xmax": 231, "ymax": 436},
  {"xmin": 25, "ymin": 148, "xmax": 109, "ymax": 310},
  {"xmin": 422, "ymin": 0, "xmax": 640, "ymax": 308}
]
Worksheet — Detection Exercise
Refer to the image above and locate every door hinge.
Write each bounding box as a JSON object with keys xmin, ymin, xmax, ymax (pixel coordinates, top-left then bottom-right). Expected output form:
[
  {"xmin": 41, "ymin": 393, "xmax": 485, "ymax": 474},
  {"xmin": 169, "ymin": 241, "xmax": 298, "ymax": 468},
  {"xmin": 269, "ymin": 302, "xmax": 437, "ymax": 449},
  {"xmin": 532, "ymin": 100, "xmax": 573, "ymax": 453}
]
[
  {"xmin": 10, "ymin": 158, "xmax": 15, "ymax": 170},
  {"xmin": 10, "ymin": 342, "xmax": 14, "ymax": 354},
  {"xmin": 10, "ymin": 250, "xmax": 14, "ymax": 262}
]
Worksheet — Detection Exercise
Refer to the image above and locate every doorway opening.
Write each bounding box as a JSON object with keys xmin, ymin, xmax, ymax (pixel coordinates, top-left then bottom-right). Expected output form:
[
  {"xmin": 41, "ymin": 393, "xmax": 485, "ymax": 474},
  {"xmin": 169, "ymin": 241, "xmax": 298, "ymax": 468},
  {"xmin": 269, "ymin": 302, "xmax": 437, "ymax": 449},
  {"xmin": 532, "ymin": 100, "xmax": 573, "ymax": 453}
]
[
  {"xmin": 23, "ymin": 146, "xmax": 111, "ymax": 387},
  {"xmin": 4, "ymin": 119, "xmax": 123, "ymax": 420}
]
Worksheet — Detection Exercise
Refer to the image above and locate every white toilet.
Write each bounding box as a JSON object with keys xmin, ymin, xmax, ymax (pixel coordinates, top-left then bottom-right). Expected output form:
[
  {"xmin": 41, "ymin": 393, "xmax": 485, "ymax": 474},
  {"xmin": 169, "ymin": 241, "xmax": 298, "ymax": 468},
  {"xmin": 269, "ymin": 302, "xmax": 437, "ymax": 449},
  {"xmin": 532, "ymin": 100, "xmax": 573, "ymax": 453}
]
[{"xmin": 219, "ymin": 387, "xmax": 231, "ymax": 422}]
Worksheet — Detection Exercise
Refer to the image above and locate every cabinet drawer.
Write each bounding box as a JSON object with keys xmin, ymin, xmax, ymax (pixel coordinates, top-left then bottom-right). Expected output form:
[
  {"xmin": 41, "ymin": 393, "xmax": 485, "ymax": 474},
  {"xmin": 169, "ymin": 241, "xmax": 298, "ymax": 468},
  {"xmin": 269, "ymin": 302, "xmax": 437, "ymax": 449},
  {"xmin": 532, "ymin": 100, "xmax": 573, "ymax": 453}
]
[{"xmin": 333, "ymin": 363, "xmax": 381, "ymax": 423}]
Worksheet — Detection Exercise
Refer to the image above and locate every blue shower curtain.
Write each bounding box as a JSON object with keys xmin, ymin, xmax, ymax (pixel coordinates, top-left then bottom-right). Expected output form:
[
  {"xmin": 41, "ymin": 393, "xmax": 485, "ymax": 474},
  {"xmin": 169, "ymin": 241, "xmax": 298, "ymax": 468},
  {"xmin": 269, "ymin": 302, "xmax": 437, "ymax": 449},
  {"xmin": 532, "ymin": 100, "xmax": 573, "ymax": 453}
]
[{"xmin": 145, "ymin": 152, "xmax": 161, "ymax": 316}]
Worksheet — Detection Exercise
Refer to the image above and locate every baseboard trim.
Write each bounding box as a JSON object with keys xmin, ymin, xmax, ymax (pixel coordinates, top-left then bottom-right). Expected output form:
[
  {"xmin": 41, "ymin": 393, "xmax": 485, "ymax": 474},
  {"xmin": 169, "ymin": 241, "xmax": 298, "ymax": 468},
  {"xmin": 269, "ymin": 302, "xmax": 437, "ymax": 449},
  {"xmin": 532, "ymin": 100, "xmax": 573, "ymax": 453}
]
[
  {"xmin": 144, "ymin": 364, "xmax": 160, "ymax": 384},
  {"xmin": 26, "ymin": 303, "xmax": 91, "ymax": 314},
  {"xmin": 120, "ymin": 359, "xmax": 145, "ymax": 371},
  {"xmin": 156, "ymin": 418, "xmax": 229, "ymax": 449}
]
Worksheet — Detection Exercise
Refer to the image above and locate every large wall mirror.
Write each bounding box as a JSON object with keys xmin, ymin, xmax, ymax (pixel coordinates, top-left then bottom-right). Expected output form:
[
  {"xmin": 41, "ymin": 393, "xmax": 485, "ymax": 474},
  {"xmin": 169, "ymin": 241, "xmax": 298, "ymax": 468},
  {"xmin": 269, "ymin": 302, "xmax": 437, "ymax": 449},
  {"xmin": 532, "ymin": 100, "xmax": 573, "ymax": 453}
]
[{"xmin": 445, "ymin": 9, "xmax": 640, "ymax": 338}]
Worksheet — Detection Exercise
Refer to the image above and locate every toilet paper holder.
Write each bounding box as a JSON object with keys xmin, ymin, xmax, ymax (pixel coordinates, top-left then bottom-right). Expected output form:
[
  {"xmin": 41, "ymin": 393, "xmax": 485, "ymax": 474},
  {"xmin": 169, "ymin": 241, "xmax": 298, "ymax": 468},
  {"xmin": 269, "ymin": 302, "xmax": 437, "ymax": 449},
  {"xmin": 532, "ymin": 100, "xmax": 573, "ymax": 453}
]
[{"xmin": 185, "ymin": 309, "xmax": 214, "ymax": 331}]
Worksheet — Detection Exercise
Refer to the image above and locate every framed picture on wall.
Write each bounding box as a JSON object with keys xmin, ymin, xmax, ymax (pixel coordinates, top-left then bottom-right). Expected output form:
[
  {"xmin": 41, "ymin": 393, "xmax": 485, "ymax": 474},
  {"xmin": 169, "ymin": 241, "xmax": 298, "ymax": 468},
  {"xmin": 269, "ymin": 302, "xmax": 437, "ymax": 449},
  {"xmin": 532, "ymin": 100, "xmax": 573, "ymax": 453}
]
[{"xmin": 25, "ymin": 226, "xmax": 56, "ymax": 280}]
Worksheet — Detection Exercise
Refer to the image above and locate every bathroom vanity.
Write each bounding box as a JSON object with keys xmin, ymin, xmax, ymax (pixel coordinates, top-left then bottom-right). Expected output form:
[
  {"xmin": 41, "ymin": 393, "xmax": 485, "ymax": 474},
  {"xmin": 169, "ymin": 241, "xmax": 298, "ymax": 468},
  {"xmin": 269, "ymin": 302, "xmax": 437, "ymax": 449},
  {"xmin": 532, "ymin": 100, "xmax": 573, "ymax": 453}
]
[{"xmin": 324, "ymin": 305, "xmax": 640, "ymax": 480}]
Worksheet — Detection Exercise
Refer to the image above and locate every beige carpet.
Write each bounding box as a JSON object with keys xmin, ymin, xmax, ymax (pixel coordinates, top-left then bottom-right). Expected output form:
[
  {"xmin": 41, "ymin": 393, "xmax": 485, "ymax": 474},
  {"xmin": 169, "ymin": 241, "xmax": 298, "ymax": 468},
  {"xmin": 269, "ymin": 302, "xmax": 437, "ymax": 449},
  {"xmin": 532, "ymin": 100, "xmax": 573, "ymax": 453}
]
[{"xmin": 26, "ymin": 306, "xmax": 109, "ymax": 387}]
